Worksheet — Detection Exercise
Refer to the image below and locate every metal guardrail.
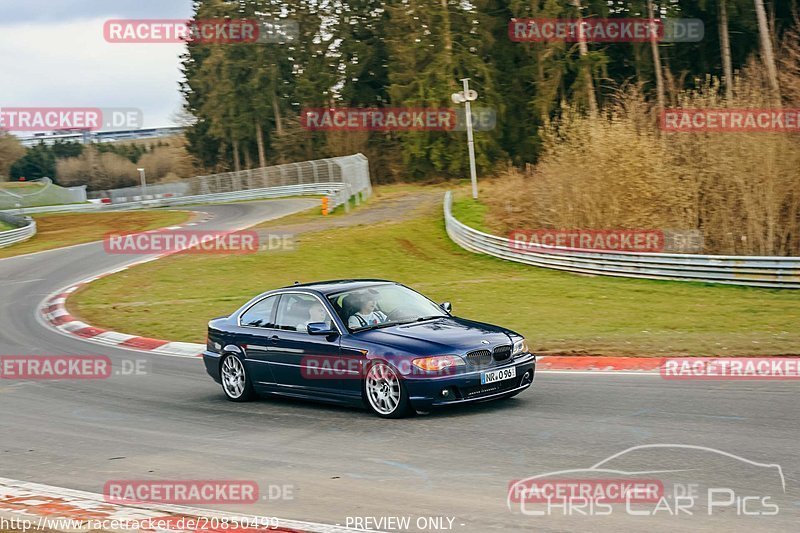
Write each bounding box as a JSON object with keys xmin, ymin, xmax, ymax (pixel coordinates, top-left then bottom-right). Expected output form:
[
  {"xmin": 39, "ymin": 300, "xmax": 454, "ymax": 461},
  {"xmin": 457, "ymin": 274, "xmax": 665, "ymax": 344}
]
[
  {"xmin": 2, "ymin": 154, "xmax": 371, "ymax": 216},
  {"xmin": 0, "ymin": 212, "xmax": 36, "ymax": 249},
  {"xmin": 2, "ymin": 183, "xmax": 349, "ymax": 216},
  {"xmin": 443, "ymin": 191, "xmax": 800, "ymax": 289},
  {"xmin": 127, "ymin": 182, "xmax": 348, "ymax": 209}
]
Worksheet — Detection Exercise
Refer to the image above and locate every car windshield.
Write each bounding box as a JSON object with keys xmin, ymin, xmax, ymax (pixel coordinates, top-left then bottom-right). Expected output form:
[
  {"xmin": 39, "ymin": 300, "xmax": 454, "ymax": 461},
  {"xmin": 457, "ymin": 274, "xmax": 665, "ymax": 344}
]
[{"xmin": 328, "ymin": 284, "xmax": 448, "ymax": 332}]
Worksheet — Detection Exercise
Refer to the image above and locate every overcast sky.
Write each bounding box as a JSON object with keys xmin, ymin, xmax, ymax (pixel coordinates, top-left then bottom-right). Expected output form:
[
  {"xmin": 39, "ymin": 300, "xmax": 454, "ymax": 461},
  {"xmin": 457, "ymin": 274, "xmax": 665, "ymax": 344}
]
[{"xmin": 0, "ymin": 0, "xmax": 194, "ymax": 131}]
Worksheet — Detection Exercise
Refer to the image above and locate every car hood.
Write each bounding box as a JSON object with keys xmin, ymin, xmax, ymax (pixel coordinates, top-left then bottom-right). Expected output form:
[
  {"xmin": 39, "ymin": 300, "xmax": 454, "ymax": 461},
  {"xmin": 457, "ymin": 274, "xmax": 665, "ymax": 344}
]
[{"xmin": 356, "ymin": 316, "xmax": 513, "ymax": 355}]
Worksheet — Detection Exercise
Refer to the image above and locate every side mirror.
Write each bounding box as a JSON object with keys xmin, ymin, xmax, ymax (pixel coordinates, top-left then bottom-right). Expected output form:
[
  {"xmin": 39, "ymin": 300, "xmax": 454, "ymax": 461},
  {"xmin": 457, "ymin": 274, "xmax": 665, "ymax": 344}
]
[
  {"xmin": 440, "ymin": 301, "xmax": 452, "ymax": 313},
  {"xmin": 307, "ymin": 322, "xmax": 338, "ymax": 336}
]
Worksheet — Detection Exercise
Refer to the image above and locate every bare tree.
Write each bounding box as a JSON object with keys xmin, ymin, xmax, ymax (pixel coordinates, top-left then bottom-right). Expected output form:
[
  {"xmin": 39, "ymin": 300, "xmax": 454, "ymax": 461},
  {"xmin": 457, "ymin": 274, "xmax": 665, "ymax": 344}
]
[
  {"xmin": 719, "ymin": 0, "xmax": 734, "ymax": 101},
  {"xmin": 754, "ymin": 0, "xmax": 781, "ymax": 103},
  {"xmin": 255, "ymin": 119, "xmax": 267, "ymax": 169},
  {"xmin": 648, "ymin": 0, "xmax": 666, "ymax": 117},
  {"xmin": 0, "ymin": 133, "xmax": 25, "ymax": 179},
  {"xmin": 571, "ymin": 0, "xmax": 598, "ymax": 117}
]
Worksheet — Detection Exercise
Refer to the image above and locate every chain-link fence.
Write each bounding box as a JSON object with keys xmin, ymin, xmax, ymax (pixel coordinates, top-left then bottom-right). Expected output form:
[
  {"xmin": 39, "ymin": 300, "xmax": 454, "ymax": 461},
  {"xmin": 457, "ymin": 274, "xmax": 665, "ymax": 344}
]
[
  {"xmin": 89, "ymin": 154, "xmax": 371, "ymax": 209},
  {"xmin": 0, "ymin": 178, "xmax": 87, "ymax": 210}
]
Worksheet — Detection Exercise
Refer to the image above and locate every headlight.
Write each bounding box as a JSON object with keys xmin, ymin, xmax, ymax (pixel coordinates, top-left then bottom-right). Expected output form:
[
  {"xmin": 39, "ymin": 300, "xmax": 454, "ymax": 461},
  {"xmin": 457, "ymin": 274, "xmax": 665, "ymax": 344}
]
[
  {"xmin": 512, "ymin": 338, "xmax": 528, "ymax": 357},
  {"xmin": 412, "ymin": 355, "xmax": 465, "ymax": 372}
]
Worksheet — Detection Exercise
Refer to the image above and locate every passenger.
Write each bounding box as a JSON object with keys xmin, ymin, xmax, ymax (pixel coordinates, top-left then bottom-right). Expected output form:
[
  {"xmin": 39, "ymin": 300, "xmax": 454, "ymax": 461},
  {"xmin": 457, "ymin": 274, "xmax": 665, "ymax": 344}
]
[
  {"xmin": 297, "ymin": 302, "xmax": 329, "ymax": 332},
  {"xmin": 348, "ymin": 294, "xmax": 387, "ymax": 329}
]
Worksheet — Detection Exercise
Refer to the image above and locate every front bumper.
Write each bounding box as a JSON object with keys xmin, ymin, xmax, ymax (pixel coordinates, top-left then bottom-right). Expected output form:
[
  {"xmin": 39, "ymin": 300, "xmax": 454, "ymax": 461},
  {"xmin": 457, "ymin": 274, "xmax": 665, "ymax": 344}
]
[{"xmin": 405, "ymin": 354, "xmax": 536, "ymax": 409}]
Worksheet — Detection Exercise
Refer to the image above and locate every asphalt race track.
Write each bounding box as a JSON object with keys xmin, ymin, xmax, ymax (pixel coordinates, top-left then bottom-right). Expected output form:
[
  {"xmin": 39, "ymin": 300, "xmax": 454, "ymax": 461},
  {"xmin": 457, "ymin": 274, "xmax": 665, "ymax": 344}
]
[{"xmin": 1, "ymin": 200, "xmax": 799, "ymax": 532}]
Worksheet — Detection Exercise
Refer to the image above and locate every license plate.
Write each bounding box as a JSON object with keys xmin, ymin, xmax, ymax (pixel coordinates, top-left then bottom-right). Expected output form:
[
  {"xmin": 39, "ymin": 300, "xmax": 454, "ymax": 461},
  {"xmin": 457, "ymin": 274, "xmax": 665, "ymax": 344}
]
[{"xmin": 481, "ymin": 366, "xmax": 516, "ymax": 385}]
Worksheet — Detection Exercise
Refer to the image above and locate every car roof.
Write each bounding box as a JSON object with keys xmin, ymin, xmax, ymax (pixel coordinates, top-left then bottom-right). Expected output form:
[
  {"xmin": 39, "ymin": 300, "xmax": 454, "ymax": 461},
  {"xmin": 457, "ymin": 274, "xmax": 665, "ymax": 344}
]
[{"xmin": 279, "ymin": 279, "xmax": 396, "ymax": 295}]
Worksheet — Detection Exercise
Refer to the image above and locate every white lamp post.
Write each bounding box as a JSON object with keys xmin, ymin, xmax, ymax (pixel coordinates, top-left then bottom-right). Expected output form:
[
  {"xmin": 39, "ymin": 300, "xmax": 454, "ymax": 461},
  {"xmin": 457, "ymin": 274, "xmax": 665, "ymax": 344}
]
[
  {"xmin": 137, "ymin": 168, "xmax": 147, "ymax": 199},
  {"xmin": 451, "ymin": 78, "xmax": 479, "ymax": 199}
]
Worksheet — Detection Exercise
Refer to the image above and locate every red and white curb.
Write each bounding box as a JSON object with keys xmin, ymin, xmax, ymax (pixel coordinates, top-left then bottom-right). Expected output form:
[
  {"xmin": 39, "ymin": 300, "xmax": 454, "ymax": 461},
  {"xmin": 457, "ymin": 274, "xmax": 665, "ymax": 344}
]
[
  {"xmin": 40, "ymin": 282, "xmax": 204, "ymax": 358},
  {"xmin": 0, "ymin": 477, "xmax": 377, "ymax": 533},
  {"xmin": 537, "ymin": 355, "xmax": 664, "ymax": 373},
  {"xmin": 39, "ymin": 216, "xmax": 213, "ymax": 359}
]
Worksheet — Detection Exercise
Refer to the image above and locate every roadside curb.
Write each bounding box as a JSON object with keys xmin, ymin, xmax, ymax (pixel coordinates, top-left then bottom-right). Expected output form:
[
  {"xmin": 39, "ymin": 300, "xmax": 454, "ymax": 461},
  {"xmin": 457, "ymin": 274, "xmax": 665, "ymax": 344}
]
[
  {"xmin": 0, "ymin": 477, "xmax": 372, "ymax": 533},
  {"xmin": 39, "ymin": 215, "xmax": 212, "ymax": 359},
  {"xmin": 536, "ymin": 356, "xmax": 664, "ymax": 372}
]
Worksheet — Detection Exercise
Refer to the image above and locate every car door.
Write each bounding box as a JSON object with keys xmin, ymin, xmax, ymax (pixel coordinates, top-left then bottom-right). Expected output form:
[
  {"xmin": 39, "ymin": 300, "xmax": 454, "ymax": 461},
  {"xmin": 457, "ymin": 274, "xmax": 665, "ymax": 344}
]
[
  {"xmin": 268, "ymin": 292, "xmax": 360, "ymax": 400},
  {"xmin": 236, "ymin": 294, "xmax": 280, "ymax": 386}
]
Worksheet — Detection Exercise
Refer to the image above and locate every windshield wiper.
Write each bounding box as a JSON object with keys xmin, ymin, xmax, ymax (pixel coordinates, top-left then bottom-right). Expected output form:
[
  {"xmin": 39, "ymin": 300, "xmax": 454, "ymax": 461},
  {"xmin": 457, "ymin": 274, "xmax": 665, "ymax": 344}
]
[
  {"xmin": 413, "ymin": 315, "xmax": 446, "ymax": 322},
  {"xmin": 393, "ymin": 315, "xmax": 447, "ymax": 326},
  {"xmin": 353, "ymin": 320, "xmax": 404, "ymax": 332}
]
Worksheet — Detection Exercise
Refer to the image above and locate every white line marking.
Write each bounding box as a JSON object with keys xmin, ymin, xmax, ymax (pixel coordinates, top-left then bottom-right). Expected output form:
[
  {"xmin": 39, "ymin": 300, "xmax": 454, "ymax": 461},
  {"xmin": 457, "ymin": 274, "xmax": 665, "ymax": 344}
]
[
  {"xmin": 92, "ymin": 331, "xmax": 137, "ymax": 344},
  {"xmin": 0, "ymin": 278, "xmax": 45, "ymax": 287},
  {"xmin": 59, "ymin": 321, "xmax": 91, "ymax": 332},
  {"xmin": 152, "ymin": 341, "xmax": 205, "ymax": 357}
]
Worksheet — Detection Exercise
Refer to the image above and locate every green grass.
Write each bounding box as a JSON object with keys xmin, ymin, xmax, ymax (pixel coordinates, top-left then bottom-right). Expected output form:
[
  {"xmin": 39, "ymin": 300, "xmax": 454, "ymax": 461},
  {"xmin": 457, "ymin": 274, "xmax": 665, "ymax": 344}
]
[
  {"xmin": 72, "ymin": 191, "xmax": 800, "ymax": 356},
  {"xmin": 0, "ymin": 210, "xmax": 192, "ymax": 259},
  {"xmin": 450, "ymin": 194, "xmax": 489, "ymax": 232},
  {"xmin": 0, "ymin": 220, "xmax": 13, "ymax": 232}
]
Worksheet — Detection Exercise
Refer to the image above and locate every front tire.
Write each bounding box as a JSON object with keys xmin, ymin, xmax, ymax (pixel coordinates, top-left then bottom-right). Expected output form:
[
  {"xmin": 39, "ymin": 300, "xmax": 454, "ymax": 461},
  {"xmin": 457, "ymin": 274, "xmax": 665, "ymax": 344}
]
[
  {"xmin": 364, "ymin": 362, "xmax": 412, "ymax": 418},
  {"xmin": 220, "ymin": 354, "xmax": 255, "ymax": 402}
]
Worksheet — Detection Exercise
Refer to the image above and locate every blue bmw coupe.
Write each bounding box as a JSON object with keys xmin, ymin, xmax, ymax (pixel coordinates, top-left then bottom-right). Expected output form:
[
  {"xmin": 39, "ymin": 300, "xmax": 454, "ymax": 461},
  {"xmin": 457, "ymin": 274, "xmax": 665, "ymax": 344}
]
[{"xmin": 203, "ymin": 280, "xmax": 536, "ymax": 418}]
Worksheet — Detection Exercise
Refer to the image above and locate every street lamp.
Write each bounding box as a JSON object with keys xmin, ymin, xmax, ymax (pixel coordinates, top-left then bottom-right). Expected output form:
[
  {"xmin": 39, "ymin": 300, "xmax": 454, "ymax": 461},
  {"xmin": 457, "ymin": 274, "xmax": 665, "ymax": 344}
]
[
  {"xmin": 451, "ymin": 78, "xmax": 479, "ymax": 199},
  {"xmin": 137, "ymin": 168, "xmax": 147, "ymax": 199}
]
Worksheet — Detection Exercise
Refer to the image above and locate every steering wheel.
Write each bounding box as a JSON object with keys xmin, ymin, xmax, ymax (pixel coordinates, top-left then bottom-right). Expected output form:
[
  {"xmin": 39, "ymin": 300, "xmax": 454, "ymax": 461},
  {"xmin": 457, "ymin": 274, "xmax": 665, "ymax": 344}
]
[{"xmin": 384, "ymin": 305, "xmax": 414, "ymax": 321}]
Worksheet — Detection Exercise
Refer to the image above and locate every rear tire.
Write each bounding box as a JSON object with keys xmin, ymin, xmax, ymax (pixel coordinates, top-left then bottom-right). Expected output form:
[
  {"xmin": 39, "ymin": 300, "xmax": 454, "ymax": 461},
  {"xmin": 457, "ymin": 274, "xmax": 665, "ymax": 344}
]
[
  {"xmin": 363, "ymin": 362, "xmax": 412, "ymax": 419},
  {"xmin": 220, "ymin": 354, "xmax": 255, "ymax": 402}
]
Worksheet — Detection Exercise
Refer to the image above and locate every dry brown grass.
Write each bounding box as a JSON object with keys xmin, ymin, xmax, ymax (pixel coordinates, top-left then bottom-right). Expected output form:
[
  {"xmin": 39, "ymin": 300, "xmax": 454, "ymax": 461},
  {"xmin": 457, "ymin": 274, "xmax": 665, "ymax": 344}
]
[
  {"xmin": 139, "ymin": 137, "xmax": 197, "ymax": 182},
  {"xmin": 482, "ymin": 62, "xmax": 800, "ymax": 256},
  {"xmin": 56, "ymin": 148, "xmax": 139, "ymax": 190}
]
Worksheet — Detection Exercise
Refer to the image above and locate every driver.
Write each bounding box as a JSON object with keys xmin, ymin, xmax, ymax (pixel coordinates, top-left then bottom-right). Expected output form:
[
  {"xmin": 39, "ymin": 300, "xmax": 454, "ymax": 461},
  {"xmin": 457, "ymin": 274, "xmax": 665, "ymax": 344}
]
[{"xmin": 348, "ymin": 292, "xmax": 387, "ymax": 329}]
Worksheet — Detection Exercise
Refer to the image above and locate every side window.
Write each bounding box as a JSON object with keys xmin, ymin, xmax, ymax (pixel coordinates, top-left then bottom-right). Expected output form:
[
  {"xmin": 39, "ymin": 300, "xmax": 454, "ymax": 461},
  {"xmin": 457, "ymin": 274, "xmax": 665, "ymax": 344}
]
[
  {"xmin": 240, "ymin": 295, "xmax": 278, "ymax": 328},
  {"xmin": 275, "ymin": 294, "xmax": 332, "ymax": 333}
]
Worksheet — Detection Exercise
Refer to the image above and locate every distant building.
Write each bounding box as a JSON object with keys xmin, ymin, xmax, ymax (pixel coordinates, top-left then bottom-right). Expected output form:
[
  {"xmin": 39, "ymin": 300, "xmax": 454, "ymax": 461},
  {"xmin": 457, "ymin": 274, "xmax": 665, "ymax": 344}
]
[{"xmin": 15, "ymin": 126, "xmax": 186, "ymax": 147}]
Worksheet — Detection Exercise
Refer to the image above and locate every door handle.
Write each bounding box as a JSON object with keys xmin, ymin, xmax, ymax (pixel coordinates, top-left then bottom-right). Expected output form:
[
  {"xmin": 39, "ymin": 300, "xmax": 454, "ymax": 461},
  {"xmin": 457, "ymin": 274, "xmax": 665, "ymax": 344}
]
[{"xmin": 269, "ymin": 335, "xmax": 280, "ymax": 343}]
